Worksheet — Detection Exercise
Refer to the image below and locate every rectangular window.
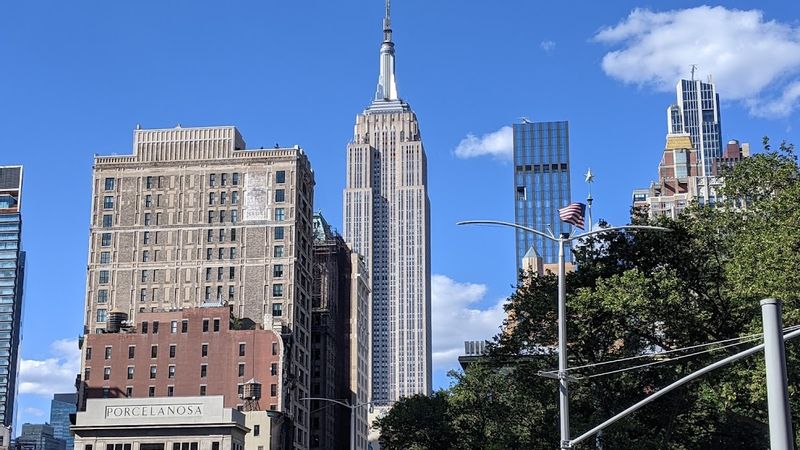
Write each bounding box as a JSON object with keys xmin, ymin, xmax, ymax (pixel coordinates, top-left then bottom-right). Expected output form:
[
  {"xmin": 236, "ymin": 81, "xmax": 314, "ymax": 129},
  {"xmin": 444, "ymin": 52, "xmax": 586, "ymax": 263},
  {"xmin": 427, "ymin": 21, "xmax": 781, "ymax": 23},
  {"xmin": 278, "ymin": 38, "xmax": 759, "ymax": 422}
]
[
  {"xmin": 270, "ymin": 363, "xmax": 277, "ymax": 376},
  {"xmin": 156, "ymin": 213, "xmax": 162, "ymax": 225},
  {"xmin": 217, "ymin": 267, "xmax": 223, "ymax": 281},
  {"xmin": 207, "ymin": 211, "xmax": 215, "ymax": 224},
  {"xmin": 146, "ymin": 176, "xmax": 153, "ymax": 189},
  {"xmin": 273, "ymin": 264, "xmax": 284, "ymax": 278},
  {"xmin": 275, "ymin": 170, "xmax": 286, "ymax": 183},
  {"xmin": 103, "ymin": 367, "xmax": 111, "ymax": 380},
  {"xmin": 101, "ymin": 233, "xmax": 111, "ymax": 246},
  {"xmin": 141, "ymin": 321, "xmax": 148, "ymax": 333},
  {"xmin": 167, "ymin": 386, "xmax": 174, "ymax": 397},
  {"xmin": 144, "ymin": 213, "xmax": 151, "ymax": 226},
  {"xmin": 150, "ymin": 366, "xmax": 157, "ymax": 379},
  {"xmin": 168, "ymin": 365, "xmax": 176, "ymax": 379},
  {"xmin": 181, "ymin": 320, "xmax": 188, "ymax": 333},
  {"xmin": 142, "ymin": 250, "xmax": 150, "ymax": 262},
  {"xmin": 229, "ymin": 267, "xmax": 235, "ymax": 280},
  {"xmin": 152, "ymin": 321, "xmax": 159, "ymax": 334},
  {"xmin": 99, "ymin": 270, "xmax": 109, "ymax": 284},
  {"xmin": 239, "ymin": 343, "xmax": 246, "ymax": 357},
  {"xmin": 228, "ymin": 286, "xmax": 235, "ymax": 301},
  {"xmin": 84, "ymin": 368, "xmax": 90, "ymax": 381},
  {"xmin": 145, "ymin": 195, "xmax": 152, "ymax": 208},
  {"xmin": 105, "ymin": 346, "xmax": 112, "ymax": 359},
  {"xmin": 206, "ymin": 248, "xmax": 212, "ymax": 260},
  {"xmin": 207, "ymin": 229, "xmax": 213, "ymax": 243},
  {"xmin": 200, "ymin": 385, "xmax": 207, "ymax": 396},
  {"xmin": 231, "ymin": 228, "xmax": 237, "ymax": 242},
  {"xmin": 218, "ymin": 248, "xmax": 224, "ymax": 260},
  {"xmin": 254, "ymin": 425, "xmax": 260, "ymax": 437},
  {"xmin": 200, "ymin": 364, "xmax": 208, "ymax": 378},
  {"xmin": 201, "ymin": 344, "xmax": 208, "ymax": 357},
  {"xmin": 140, "ymin": 288, "xmax": 146, "ymax": 302},
  {"xmin": 209, "ymin": 192, "xmax": 216, "ymax": 205},
  {"xmin": 274, "ymin": 189, "xmax": 285, "ymax": 202},
  {"xmin": 213, "ymin": 318, "xmax": 220, "ymax": 332},
  {"xmin": 97, "ymin": 290, "xmax": 108, "ymax": 303},
  {"xmin": 220, "ymin": 211, "xmax": 226, "ymax": 223},
  {"xmin": 102, "ymin": 215, "xmax": 113, "ymax": 228},
  {"xmin": 230, "ymin": 247, "xmax": 237, "ymax": 259},
  {"xmin": 205, "ymin": 267, "xmax": 212, "ymax": 281},
  {"xmin": 273, "ymin": 246, "xmax": 284, "ymax": 258},
  {"xmin": 231, "ymin": 210, "xmax": 238, "ymax": 224},
  {"xmin": 238, "ymin": 363, "xmax": 245, "ymax": 377},
  {"xmin": 128, "ymin": 346, "xmax": 135, "ymax": 359},
  {"xmin": 127, "ymin": 366, "xmax": 134, "ymax": 380},
  {"xmin": 103, "ymin": 196, "xmax": 114, "ymax": 209},
  {"xmin": 209, "ymin": 174, "xmax": 216, "ymax": 187},
  {"xmin": 272, "ymin": 342, "xmax": 278, "ymax": 355},
  {"xmin": 232, "ymin": 173, "xmax": 239, "ymax": 185},
  {"xmin": 86, "ymin": 347, "xmax": 92, "ymax": 360},
  {"xmin": 272, "ymin": 303, "xmax": 283, "ymax": 317},
  {"xmin": 96, "ymin": 309, "xmax": 107, "ymax": 323},
  {"xmin": 151, "ymin": 345, "xmax": 158, "ymax": 358},
  {"xmin": 148, "ymin": 386, "xmax": 155, "ymax": 397},
  {"xmin": 221, "ymin": 173, "xmax": 228, "ymax": 186},
  {"xmin": 203, "ymin": 319, "xmax": 209, "ymax": 332},
  {"xmin": 270, "ymin": 383, "xmax": 277, "ymax": 396},
  {"xmin": 169, "ymin": 344, "xmax": 176, "ymax": 358},
  {"xmin": 143, "ymin": 231, "xmax": 151, "ymax": 244},
  {"xmin": 218, "ymin": 229, "xmax": 225, "ymax": 242},
  {"xmin": 275, "ymin": 208, "xmax": 285, "ymax": 221},
  {"xmin": 141, "ymin": 270, "xmax": 148, "ymax": 283},
  {"xmin": 100, "ymin": 252, "xmax": 111, "ymax": 264},
  {"xmin": 170, "ymin": 320, "xmax": 177, "ymax": 333},
  {"xmin": 274, "ymin": 226, "xmax": 284, "ymax": 240},
  {"xmin": 104, "ymin": 178, "xmax": 115, "ymax": 191},
  {"xmin": 220, "ymin": 192, "xmax": 227, "ymax": 205},
  {"xmin": 125, "ymin": 387, "xmax": 132, "ymax": 397},
  {"xmin": 232, "ymin": 191, "xmax": 239, "ymax": 205}
]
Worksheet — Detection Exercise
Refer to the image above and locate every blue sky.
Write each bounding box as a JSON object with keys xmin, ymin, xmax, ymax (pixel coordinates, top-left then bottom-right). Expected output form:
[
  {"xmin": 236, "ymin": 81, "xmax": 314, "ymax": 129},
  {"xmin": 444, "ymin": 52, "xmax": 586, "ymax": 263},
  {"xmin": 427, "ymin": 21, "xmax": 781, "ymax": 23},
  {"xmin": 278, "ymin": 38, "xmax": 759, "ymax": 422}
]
[{"xmin": 2, "ymin": 0, "xmax": 799, "ymax": 427}]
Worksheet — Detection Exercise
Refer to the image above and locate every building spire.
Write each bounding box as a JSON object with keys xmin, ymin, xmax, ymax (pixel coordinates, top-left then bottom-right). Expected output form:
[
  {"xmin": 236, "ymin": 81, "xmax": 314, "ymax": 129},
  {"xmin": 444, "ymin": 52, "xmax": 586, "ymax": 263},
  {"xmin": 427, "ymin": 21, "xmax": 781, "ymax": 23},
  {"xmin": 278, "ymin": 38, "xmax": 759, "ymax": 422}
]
[{"xmin": 375, "ymin": 0, "xmax": 399, "ymax": 102}]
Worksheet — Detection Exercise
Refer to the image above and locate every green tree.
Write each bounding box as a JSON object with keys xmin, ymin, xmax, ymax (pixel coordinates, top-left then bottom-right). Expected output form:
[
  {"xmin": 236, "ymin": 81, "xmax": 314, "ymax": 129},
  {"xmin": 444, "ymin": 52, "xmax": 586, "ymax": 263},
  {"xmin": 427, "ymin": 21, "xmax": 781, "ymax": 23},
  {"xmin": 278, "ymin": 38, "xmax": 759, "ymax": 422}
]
[{"xmin": 373, "ymin": 391, "xmax": 455, "ymax": 450}]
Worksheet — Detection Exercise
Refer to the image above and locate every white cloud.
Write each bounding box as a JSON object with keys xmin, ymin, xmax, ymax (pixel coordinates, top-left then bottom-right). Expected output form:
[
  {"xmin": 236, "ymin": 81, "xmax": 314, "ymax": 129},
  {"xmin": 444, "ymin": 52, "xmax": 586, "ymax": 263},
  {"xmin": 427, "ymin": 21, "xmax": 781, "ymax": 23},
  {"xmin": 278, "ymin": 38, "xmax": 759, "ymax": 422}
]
[
  {"xmin": 22, "ymin": 407, "xmax": 44, "ymax": 417},
  {"xmin": 432, "ymin": 274, "xmax": 506, "ymax": 372},
  {"xmin": 540, "ymin": 40, "xmax": 556, "ymax": 53},
  {"xmin": 594, "ymin": 6, "xmax": 800, "ymax": 117},
  {"xmin": 453, "ymin": 126, "xmax": 513, "ymax": 160},
  {"xmin": 19, "ymin": 338, "xmax": 80, "ymax": 397}
]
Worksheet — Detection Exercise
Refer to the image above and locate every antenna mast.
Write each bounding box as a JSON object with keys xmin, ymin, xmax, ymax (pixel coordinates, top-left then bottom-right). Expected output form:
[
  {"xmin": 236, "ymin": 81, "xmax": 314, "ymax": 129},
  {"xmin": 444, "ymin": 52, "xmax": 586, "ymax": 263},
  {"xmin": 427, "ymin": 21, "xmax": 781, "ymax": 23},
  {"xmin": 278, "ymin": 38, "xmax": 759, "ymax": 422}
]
[{"xmin": 690, "ymin": 64, "xmax": 698, "ymax": 81}]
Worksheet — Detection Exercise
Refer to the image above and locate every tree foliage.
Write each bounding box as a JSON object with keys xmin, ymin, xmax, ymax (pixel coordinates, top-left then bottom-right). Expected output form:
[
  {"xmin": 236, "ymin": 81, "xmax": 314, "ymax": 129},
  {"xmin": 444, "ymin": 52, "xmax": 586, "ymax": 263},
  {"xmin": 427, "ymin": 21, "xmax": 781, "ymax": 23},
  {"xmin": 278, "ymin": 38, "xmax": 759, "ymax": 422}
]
[{"xmin": 374, "ymin": 139, "xmax": 800, "ymax": 449}]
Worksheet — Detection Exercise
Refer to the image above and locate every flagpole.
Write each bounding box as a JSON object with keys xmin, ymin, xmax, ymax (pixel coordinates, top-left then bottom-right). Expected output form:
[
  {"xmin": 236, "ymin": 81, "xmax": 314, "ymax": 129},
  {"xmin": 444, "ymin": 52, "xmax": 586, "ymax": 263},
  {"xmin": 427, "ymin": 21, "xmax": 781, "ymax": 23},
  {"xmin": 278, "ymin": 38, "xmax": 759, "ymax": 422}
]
[{"xmin": 585, "ymin": 168, "xmax": 594, "ymax": 233}]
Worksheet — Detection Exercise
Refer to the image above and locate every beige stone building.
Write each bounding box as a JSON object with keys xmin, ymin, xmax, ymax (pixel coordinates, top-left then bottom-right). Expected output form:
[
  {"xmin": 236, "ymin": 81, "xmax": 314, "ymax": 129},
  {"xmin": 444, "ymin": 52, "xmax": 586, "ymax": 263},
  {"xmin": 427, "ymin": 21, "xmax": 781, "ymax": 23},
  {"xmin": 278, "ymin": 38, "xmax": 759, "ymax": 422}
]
[{"xmin": 82, "ymin": 125, "xmax": 314, "ymax": 449}]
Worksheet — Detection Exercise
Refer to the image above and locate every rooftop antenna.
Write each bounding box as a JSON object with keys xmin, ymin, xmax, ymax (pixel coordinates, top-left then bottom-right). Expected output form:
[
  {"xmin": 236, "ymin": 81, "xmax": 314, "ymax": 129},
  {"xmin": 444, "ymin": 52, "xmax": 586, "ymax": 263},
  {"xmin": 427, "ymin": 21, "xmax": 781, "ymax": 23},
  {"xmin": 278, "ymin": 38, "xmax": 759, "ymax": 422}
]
[
  {"xmin": 690, "ymin": 64, "xmax": 698, "ymax": 81},
  {"xmin": 519, "ymin": 116, "xmax": 532, "ymax": 124}
]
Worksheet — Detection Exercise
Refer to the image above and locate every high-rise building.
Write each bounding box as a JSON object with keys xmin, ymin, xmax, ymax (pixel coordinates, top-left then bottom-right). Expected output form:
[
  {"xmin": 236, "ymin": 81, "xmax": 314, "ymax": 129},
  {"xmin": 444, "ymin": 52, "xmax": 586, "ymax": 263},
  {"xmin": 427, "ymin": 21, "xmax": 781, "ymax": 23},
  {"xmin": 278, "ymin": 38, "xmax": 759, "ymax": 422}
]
[
  {"xmin": 309, "ymin": 213, "xmax": 370, "ymax": 450},
  {"xmin": 667, "ymin": 78, "xmax": 723, "ymax": 176},
  {"xmin": 81, "ymin": 126, "xmax": 315, "ymax": 449},
  {"xmin": 342, "ymin": 2, "xmax": 431, "ymax": 405},
  {"xmin": 49, "ymin": 394, "xmax": 77, "ymax": 450},
  {"xmin": 14, "ymin": 424, "xmax": 64, "ymax": 450},
  {"xmin": 512, "ymin": 121, "xmax": 572, "ymax": 272},
  {"xmin": 0, "ymin": 166, "xmax": 24, "ymax": 431}
]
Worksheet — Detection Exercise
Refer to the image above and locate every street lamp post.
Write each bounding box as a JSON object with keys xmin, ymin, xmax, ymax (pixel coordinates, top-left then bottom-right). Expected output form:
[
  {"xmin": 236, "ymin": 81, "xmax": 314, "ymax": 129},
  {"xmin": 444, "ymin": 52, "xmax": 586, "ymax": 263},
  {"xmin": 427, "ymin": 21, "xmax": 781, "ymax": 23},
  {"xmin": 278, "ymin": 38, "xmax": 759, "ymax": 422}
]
[
  {"xmin": 300, "ymin": 397, "xmax": 373, "ymax": 450},
  {"xmin": 457, "ymin": 220, "xmax": 670, "ymax": 449}
]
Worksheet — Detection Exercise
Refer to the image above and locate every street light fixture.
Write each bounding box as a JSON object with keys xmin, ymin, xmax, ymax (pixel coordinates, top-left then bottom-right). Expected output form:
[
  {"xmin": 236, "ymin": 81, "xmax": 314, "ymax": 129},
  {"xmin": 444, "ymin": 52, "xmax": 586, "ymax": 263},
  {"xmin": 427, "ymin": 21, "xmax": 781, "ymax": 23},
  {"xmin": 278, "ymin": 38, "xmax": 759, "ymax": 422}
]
[
  {"xmin": 457, "ymin": 220, "xmax": 671, "ymax": 449},
  {"xmin": 299, "ymin": 397, "xmax": 373, "ymax": 450}
]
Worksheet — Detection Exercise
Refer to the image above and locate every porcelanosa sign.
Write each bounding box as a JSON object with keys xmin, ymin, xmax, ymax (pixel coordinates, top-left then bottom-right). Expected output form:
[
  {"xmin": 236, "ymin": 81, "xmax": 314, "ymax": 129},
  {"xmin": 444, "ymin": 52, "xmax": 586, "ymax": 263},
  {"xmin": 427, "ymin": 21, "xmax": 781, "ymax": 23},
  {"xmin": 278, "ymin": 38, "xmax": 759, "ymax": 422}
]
[{"xmin": 104, "ymin": 404, "xmax": 204, "ymax": 419}]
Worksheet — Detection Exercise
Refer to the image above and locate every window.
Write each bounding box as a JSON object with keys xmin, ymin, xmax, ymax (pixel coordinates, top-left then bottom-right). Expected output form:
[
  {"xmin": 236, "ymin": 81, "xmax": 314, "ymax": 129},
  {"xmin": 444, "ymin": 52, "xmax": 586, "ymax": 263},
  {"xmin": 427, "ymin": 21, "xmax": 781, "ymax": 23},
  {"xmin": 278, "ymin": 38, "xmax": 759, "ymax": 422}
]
[
  {"xmin": 141, "ymin": 270, "xmax": 149, "ymax": 283},
  {"xmin": 104, "ymin": 178, "xmax": 115, "ymax": 191},
  {"xmin": 169, "ymin": 344, "xmax": 176, "ymax": 358},
  {"xmin": 150, "ymin": 366, "xmax": 157, "ymax": 379},
  {"xmin": 201, "ymin": 344, "xmax": 208, "ymax": 357},
  {"xmin": 152, "ymin": 321, "xmax": 159, "ymax": 334},
  {"xmin": 127, "ymin": 366, "xmax": 134, "ymax": 380},
  {"xmin": 171, "ymin": 320, "xmax": 177, "ymax": 333},
  {"xmin": 105, "ymin": 346, "xmax": 112, "ymax": 359},
  {"xmin": 273, "ymin": 246, "xmax": 284, "ymax": 258},
  {"xmin": 200, "ymin": 385, "xmax": 207, "ymax": 396},
  {"xmin": 274, "ymin": 226, "xmax": 285, "ymax": 240},
  {"xmin": 181, "ymin": 320, "xmax": 188, "ymax": 333},
  {"xmin": 230, "ymin": 247, "xmax": 237, "ymax": 259},
  {"xmin": 213, "ymin": 318, "xmax": 220, "ymax": 332},
  {"xmin": 206, "ymin": 248, "xmax": 212, "ymax": 260},
  {"xmin": 218, "ymin": 229, "xmax": 225, "ymax": 242},
  {"xmin": 103, "ymin": 367, "xmax": 111, "ymax": 380},
  {"xmin": 202, "ymin": 319, "xmax": 209, "ymax": 332},
  {"xmin": 144, "ymin": 213, "xmax": 151, "ymax": 226},
  {"xmin": 228, "ymin": 286, "xmax": 235, "ymax": 301},
  {"xmin": 270, "ymin": 363, "xmax": 277, "ymax": 376},
  {"xmin": 231, "ymin": 210, "xmax": 238, "ymax": 224},
  {"xmin": 128, "ymin": 346, "xmax": 135, "ymax": 359},
  {"xmin": 168, "ymin": 365, "xmax": 176, "ymax": 379},
  {"xmin": 276, "ymin": 170, "xmax": 286, "ymax": 183},
  {"xmin": 86, "ymin": 347, "xmax": 92, "ymax": 360},
  {"xmin": 272, "ymin": 342, "xmax": 278, "ymax": 355},
  {"xmin": 232, "ymin": 173, "xmax": 239, "ymax": 185},
  {"xmin": 209, "ymin": 193, "xmax": 216, "ymax": 205},
  {"xmin": 141, "ymin": 321, "xmax": 148, "ymax": 333},
  {"xmin": 239, "ymin": 343, "xmax": 246, "ymax": 357},
  {"xmin": 145, "ymin": 195, "xmax": 152, "ymax": 208},
  {"xmin": 272, "ymin": 303, "xmax": 283, "ymax": 317},
  {"xmin": 125, "ymin": 387, "xmax": 132, "ymax": 397},
  {"xmin": 218, "ymin": 248, "xmax": 224, "ymax": 260},
  {"xmin": 156, "ymin": 213, "xmax": 162, "ymax": 225},
  {"xmin": 200, "ymin": 364, "xmax": 208, "ymax": 378},
  {"xmin": 100, "ymin": 252, "xmax": 111, "ymax": 264},
  {"xmin": 143, "ymin": 231, "xmax": 151, "ymax": 244},
  {"xmin": 237, "ymin": 384, "xmax": 244, "ymax": 396},
  {"xmin": 231, "ymin": 229, "xmax": 237, "ymax": 241},
  {"xmin": 84, "ymin": 368, "xmax": 90, "ymax": 381},
  {"xmin": 270, "ymin": 383, "xmax": 277, "ymax": 396},
  {"xmin": 238, "ymin": 363, "xmax": 245, "ymax": 377},
  {"xmin": 220, "ymin": 211, "xmax": 226, "ymax": 223},
  {"xmin": 103, "ymin": 196, "xmax": 114, "ymax": 209},
  {"xmin": 221, "ymin": 173, "xmax": 228, "ymax": 186},
  {"xmin": 148, "ymin": 386, "xmax": 155, "ymax": 397},
  {"xmin": 99, "ymin": 270, "xmax": 109, "ymax": 284},
  {"xmin": 275, "ymin": 208, "xmax": 285, "ymax": 221},
  {"xmin": 151, "ymin": 345, "xmax": 158, "ymax": 358},
  {"xmin": 273, "ymin": 284, "xmax": 283, "ymax": 297},
  {"xmin": 100, "ymin": 232, "xmax": 111, "ymax": 246},
  {"xmin": 205, "ymin": 267, "xmax": 212, "ymax": 281},
  {"xmin": 102, "ymin": 215, "xmax": 113, "ymax": 228},
  {"xmin": 142, "ymin": 250, "xmax": 150, "ymax": 262},
  {"xmin": 229, "ymin": 267, "xmax": 235, "ymax": 280},
  {"xmin": 220, "ymin": 192, "xmax": 227, "ymax": 205},
  {"xmin": 97, "ymin": 290, "xmax": 108, "ymax": 303},
  {"xmin": 207, "ymin": 229, "xmax": 213, "ymax": 243},
  {"xmin": 140, "ymin": 288, "xmax": 146, "ymax": 302},
  {"xmin": 96, "ymin": 309, "xmax": 107, "ymax": 323},
  {"xmin": 208, "ymin": 211, "xmax": 215, "ymax": 224},
  {"xmin": 209, "ymin": 174, "xmax": 216, "ymax": 187},
  {"xmin": 274, "ymin": 189, "xmax": 285, "ymax": 202},
  {"xmin": 254, "ymin": 425, "xmax": 260, "ymax": 437},
  {"xmin": 167, "ymin": 386, "xmax": 174, "ymax": 397},
  {"xmin": 232, "ymin": 191, "xmax": 239, "ymax": 205},
  {"xmin": 217, "ymin": 267, "xmax": 223, "ymax": 281},
  {"xmin": 146, "ymin": 176, "xmax": 154, "ymax": 189}
]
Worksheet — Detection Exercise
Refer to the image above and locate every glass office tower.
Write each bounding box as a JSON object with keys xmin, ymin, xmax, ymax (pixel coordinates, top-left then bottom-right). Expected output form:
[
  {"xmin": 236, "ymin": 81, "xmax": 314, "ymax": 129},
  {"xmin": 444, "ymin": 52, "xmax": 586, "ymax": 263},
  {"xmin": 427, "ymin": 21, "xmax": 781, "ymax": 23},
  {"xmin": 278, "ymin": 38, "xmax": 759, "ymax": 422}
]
[
  {"xmin": 513, "ymin": 122, "xmax": 572, "ymax": 272},
  {"xmin": 50, "ymin": 393, "xmax": 77, "ymax": 450},
  {"xmin": 668, "ymin": 79, "xmax": 723, "ymax": 176},
  {"xmin": 0, "ymin": 166, "xmax": 24, "ymax": 428}
]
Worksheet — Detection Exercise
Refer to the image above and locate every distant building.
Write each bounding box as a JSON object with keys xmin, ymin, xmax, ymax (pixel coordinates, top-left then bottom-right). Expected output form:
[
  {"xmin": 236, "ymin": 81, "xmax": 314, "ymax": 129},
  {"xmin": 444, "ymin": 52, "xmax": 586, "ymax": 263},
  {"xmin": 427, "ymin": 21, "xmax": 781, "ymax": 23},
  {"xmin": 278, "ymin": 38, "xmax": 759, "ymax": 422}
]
[
  {"xmin": 310, "ymin": 213, "xmax": 370, "ymax": 450},
  {"xmin": 49, "ymin": 394, "xmax": 76, "ymax": 450},
  {"xmin": 667, "ymin": 78, "xmax": 723, "ymax": 176},
  {"xmin": 0, "ymin": 166, "xmax": 24, "ymax": 429},
  {"xmin": 71, "ymin": 396, "xmax": 247, "ymax": 450},
  {"xmin": 14, "ymin": 424, "xmax": 64, "ymax": 450},
  {"xmin": 513, "ymin": 121, "xmax": 573, "ymax": 272}
]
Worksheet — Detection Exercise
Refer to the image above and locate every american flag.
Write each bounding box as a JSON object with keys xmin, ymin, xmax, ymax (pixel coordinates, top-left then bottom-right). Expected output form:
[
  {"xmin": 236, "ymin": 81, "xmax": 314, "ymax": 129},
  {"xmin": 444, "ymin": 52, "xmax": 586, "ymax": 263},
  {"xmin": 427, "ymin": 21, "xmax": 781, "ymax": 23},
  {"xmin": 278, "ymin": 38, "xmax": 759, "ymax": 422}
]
[{"xmin": 559, "ymin": 202, "xmax": 586, "ymax": 229}]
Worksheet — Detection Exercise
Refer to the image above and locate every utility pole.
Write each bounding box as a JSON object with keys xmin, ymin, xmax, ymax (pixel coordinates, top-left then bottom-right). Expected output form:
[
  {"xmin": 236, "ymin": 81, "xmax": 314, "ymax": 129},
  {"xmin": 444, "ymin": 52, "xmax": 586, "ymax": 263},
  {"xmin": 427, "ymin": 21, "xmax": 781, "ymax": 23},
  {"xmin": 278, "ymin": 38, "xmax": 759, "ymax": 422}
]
[{"xmin": 761, "ymin": 299, "xmax": 795, "ymax": 450}]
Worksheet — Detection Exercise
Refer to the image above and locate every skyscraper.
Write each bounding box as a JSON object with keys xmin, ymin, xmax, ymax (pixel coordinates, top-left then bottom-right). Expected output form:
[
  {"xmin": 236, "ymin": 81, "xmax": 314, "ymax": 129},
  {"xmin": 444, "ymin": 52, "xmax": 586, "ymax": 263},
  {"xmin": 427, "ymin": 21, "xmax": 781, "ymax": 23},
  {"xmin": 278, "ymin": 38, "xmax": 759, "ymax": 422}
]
[
  {"xmin": 667, "ymin": 78, "xmax": 723, "ymax": 176},
  {"xmin": 0, "ymin": 166, "xmax": 24, "ymax": 431},
  {"xmin": 81, "ymin": 126, "xmax": 315, "ymax": 449},
  {"xmin": 343, "ymin": 2, "xmax": 431, "ymax": 405},
  {"xmin": 513, "ymin": 121, "xmax": 572, "ymax": 273},
  {"xmin": 49, "ymin": 394, "xmax": 77, "ymax": 450}
]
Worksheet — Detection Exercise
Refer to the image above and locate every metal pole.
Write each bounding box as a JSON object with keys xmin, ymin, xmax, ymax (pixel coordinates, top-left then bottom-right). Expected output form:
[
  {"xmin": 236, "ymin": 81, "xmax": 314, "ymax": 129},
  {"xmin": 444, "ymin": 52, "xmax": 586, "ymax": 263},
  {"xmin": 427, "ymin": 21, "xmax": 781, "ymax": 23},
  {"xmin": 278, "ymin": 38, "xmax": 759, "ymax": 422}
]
[
  {"xmin": 350, "ymin": 403, "xmax": 355, "ymax": 450},
  {"xmin": 761, "ymin": 299, "xmax": 795, "ymax": 450},
  {"xmin": 558, "ymin": 234, "xmax": 570, "ymax": 449}
]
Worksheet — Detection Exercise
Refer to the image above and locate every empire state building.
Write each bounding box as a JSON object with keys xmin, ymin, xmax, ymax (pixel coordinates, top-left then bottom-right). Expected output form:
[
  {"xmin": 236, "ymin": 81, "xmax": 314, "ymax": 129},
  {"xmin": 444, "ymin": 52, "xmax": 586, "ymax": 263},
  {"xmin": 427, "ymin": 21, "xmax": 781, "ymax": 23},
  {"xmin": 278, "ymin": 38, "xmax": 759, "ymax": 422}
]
[{"xmin": 343, "ymin": 1, "xmax": 432, "ymax": 405}]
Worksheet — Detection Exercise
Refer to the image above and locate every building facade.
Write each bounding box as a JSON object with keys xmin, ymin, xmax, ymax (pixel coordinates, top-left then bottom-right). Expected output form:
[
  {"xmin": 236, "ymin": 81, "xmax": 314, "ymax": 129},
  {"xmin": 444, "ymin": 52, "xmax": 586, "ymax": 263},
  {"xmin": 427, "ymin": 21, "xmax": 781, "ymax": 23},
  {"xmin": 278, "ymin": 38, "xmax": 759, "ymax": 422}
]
[
  {"xmin": 512, "ymin": 121, "xmax": 572, "ymax": 271},
  {"xmin": 0, "ymin": 166, "xmax": 24, "ymax": 430},
  {"xmin": 667, "ymin": 78, "xmax": 723, "ymax": 176},
  {"xmin": 82, "ymin": 126, "xmax": 315, "ymax": 449},
  {"xmin": 50, "ymin": 394, "xmax": 77, "ymax": 450},
  {"xmin": 309, "ymin": 214, "xmax": 370, "ymax": 450},
  {"xmin": 342, "ymin": 4, "xmax": 431, "ymax": 405},
  {"xmin": 71, "ymin": 396, "xmax": 247, "ymax": 450},
  {"xmin": 14, "ymin": 424, "xmax": 65, "ymax": 450}
]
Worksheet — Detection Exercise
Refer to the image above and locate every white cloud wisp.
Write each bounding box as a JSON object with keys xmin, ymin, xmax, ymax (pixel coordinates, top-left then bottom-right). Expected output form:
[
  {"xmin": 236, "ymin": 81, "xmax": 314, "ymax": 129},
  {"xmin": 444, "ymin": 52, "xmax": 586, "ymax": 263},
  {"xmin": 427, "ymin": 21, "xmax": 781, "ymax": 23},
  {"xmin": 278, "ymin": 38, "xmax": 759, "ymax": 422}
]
[
  {"xmin": 453, "ymin": 126, "xmax": 513, "ymax": 160},
  {"xmin": 19, "ymin": 338, "xmax": 80, "ymax": 397},
  {"xmin": 595, "ymin": 6, "xmax": 800, "ymax": 117}
]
